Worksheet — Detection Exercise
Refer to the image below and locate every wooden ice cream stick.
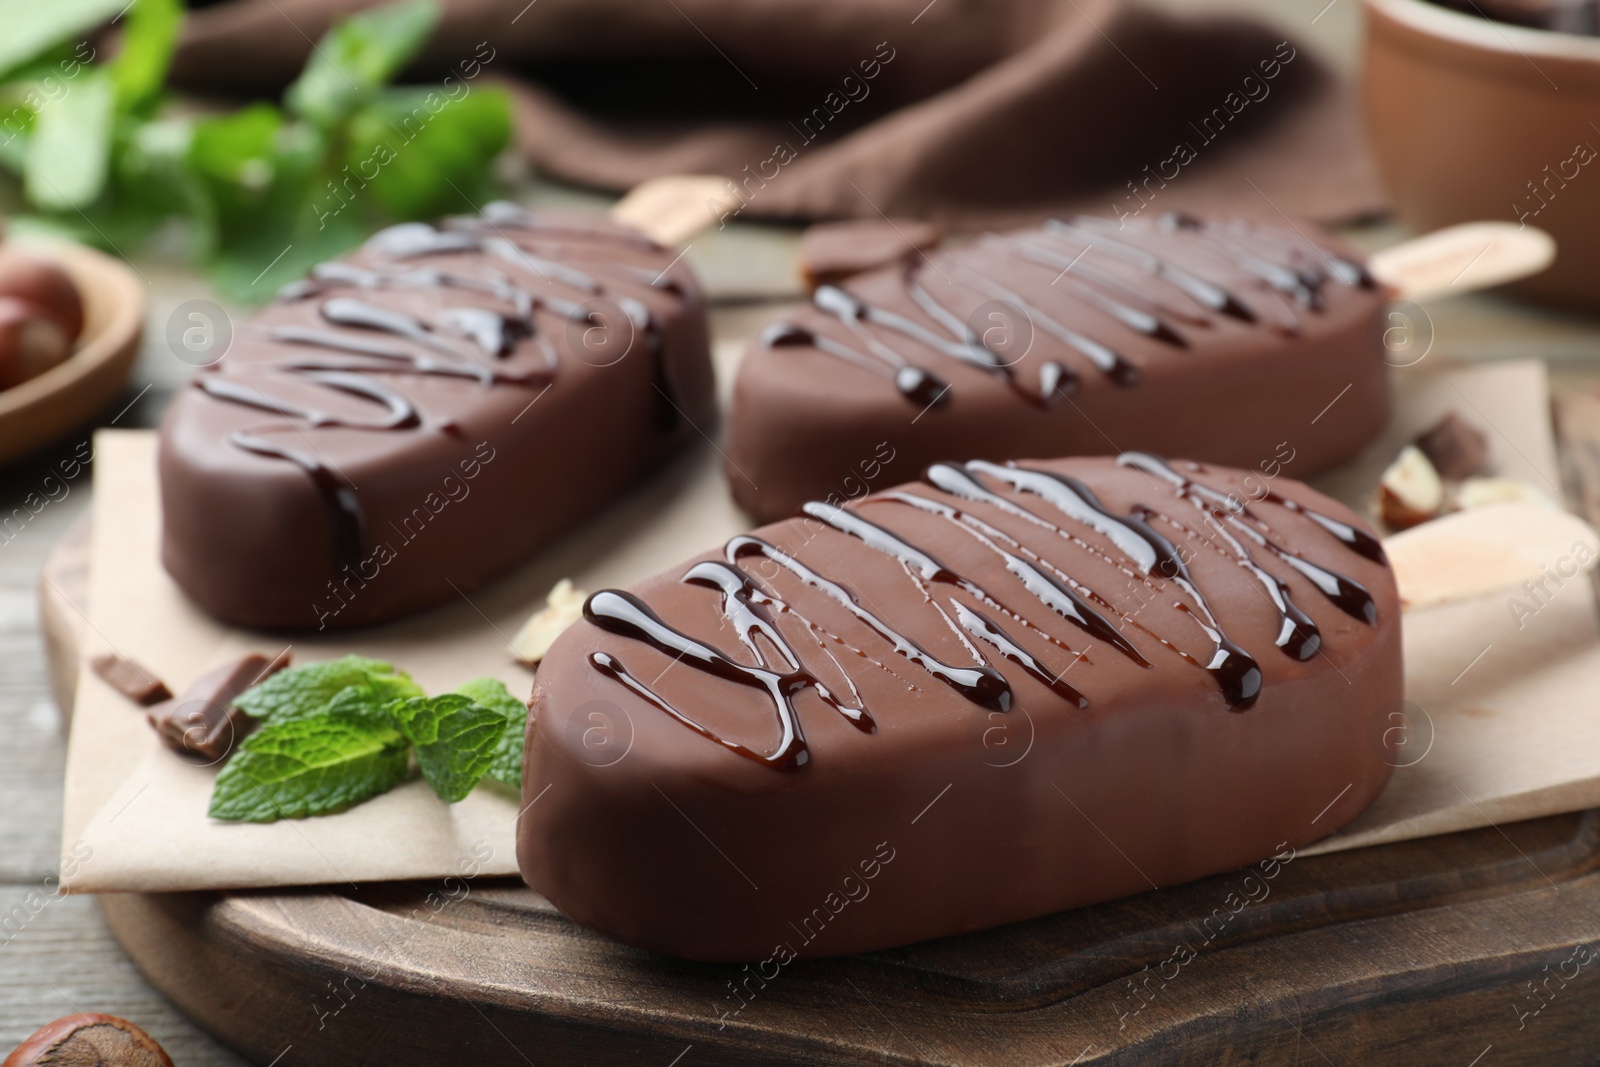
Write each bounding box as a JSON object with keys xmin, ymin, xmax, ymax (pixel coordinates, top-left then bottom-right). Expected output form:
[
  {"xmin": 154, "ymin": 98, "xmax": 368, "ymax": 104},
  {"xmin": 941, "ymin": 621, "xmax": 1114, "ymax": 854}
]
[
  {"xmin": 1369, "ymin": 222, "xmax": 1556, "ymax": 302},
  {"xmin": 609, "ymin": 175, "xmax": 741, "ymax": 246},
  {"xmin": 1386, "ymin": 502, "xmax": 1599, "ymax": 613}
]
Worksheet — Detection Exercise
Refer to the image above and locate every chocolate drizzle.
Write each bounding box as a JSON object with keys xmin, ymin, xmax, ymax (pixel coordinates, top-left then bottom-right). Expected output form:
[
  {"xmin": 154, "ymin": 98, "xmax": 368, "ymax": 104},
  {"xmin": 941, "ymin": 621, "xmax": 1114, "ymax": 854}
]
[
  {"xmin": 950, "ymin": 601, "xmax": 1087, "ymax": 708},
  {"xmin": 198, "ymin": 372, "xmax": 419, "ymax": 430},
  {"xmin": 812, "ymin": 282, "xmax": 1068, "ymax": 408},
  {"xmin": 192, "ymin": 205, "xmax": 684, "ymax": 574},
  {"xmin": 725, "ymin": 535, "xmax": 1012, "ymax": 711},
  {"xmin": 584, "ymin": 586, "xmax": 869, "ymax": 771},
  {"xmin": 915, "ymin": 465, "xmax": 1148, "ymax": 665},
  {"xmin": 585, "ymin": 456, "xmax": 1390, "ymax": 766},
  {"xmin": 960, "ymin": 460, "xmax": 1262, "ymax": 706},
  {"xmin": 1117, "ymin": 453, "xmax": 1379, "ymax": 625},
  {"xmin": 766, "ymin": 214, "xmax": 1372, "ymax": 406},
  {"xmin": 231, "ymin": 433, "xmax": 365, "ymax": 568}
]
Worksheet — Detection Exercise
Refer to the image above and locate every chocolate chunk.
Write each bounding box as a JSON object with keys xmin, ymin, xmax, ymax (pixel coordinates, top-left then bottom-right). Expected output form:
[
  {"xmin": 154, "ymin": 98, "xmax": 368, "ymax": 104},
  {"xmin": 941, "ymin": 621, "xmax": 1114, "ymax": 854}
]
[
  {"xmin": 158, "ymin": 204, "xmax": 714, "ymax": 629},
  {"xmin": 147, "ymin": 651, "xmax": 290, "ymax": 762},
  {"xmin": 518, "ymin": 455, "xmax": 1400, "ymax": 960},
  {"xmin": 728, "ymin": 213, "xmax": 1389, "ymax": 522},
  {"xmin": 1413, "ymin": 410, "xmax": 1491, "ymax": 480},
  {"xmin": 798, "ymin": 218, "xmax": 942, "ymax": 289},
  {"xmin": 90, "ymin": 653, "xmax": 171, "ymax": 706}
]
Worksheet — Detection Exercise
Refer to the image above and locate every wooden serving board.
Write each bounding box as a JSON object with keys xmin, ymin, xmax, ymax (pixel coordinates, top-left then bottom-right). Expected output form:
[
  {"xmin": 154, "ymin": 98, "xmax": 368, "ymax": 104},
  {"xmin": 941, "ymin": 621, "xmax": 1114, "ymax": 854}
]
[{"xmin": 39, "ymin": 396, "xmax": 1600, "ymax": 1066}]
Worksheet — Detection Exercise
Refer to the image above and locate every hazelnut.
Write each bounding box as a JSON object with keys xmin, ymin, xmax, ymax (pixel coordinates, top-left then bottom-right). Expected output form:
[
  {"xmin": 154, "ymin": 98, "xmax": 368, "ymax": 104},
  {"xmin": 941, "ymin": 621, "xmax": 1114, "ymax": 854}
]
[
  {"xmin": 0, "ymin": 251, "xmax": 83, "ymax": 342},
  {"xmin": 511, "ymin": 578, "xmax": 589, "ymax": 666},
  {"xmin": 3, "ymin": 1013, "xmax": 173, "ymax": 1067},
  {"xmin": 1413, "ymin": 410, "xmax": 1490, "ymax": 480},
  {"xmin": 0, "ymin": 297, "xmax": 72, "ymax": 390},
  {"xmin": 1456, "ymin": 476, "xmax": 1551, "ymax": 510},
  {"xmin": 1377, "ymin": 445, "xmax": 1445, "ymax": 529}
]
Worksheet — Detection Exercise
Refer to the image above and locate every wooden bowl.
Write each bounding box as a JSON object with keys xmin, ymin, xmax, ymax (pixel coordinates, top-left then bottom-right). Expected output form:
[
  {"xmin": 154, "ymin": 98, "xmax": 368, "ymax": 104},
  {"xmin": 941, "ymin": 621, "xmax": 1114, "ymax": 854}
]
[
  {"xmin": 0, "ymin": 238, "xmax": 145, "ymax": 464},
  {"xmin": 1364, "ymin": 0, "xmax": 1600, "ymax": 310}
]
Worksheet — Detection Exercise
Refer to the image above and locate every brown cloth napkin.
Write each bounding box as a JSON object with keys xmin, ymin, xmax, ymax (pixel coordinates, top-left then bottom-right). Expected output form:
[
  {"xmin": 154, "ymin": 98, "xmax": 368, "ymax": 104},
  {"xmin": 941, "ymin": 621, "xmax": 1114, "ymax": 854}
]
[{"xmin": 169, "ymin": 0, "xmax": 1387, "ymax": 229}]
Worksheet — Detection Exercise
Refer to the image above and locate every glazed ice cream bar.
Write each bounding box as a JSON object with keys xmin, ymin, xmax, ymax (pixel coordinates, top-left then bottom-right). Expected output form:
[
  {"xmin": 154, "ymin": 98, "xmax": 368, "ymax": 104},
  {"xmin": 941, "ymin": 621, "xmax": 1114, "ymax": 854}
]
[
  {"xmin": 159, "ymin": 204, "xmax": 714, "ymax": 629},
  {"xmin": 727, "ymin": 213, "xmax": 1389, "ymax": 522},
  {"xmin": 518, "ymin": 455, "xmax": 1400, "ymax": 960}
]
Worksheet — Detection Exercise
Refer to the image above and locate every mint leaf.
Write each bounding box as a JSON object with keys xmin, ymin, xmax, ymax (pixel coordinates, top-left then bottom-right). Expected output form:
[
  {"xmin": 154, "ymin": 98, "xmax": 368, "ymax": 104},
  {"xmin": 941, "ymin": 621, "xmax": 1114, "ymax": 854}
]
[
  {"xmin": 24, "ymin": 66, "xmax": 113, "ymax": 209},
  {"xmin": 185, "ymin": 109, "xmax": 373, "ymax": 301},
  {"xmin": 206, "ymin": 194, "xmax": 367, "ymax": 303},
  {"xmin": 110, "ymin": 0, "xmax": 182, "ymax": 115},
  {"xmin": 0, "ymin": 0, "xmax": 125, "ymax": 79},
  {"xmin": 346, "ymin": 85, "xmax": 510, "ymax": 220},
  {"xmin": 454, "ymin": 677, "xmax": 526, "ymax": 789},
  {"xmin": 233, "ymin": 654, "xmax": 422, "ymax": 724},
  {"xmin": 318, "ymin": 682, "xmax": 402, "ymax": 734},
  {"xmin": 208, "ymin": 708, "xmax": 409, "ymax": 822},
  {"xmin": 389, "ymin": 693, "xmax": 502, "ymax": 803},
  {"xmin": 286, "ymin": 0, "xmax": 440, "ymax": 128}
]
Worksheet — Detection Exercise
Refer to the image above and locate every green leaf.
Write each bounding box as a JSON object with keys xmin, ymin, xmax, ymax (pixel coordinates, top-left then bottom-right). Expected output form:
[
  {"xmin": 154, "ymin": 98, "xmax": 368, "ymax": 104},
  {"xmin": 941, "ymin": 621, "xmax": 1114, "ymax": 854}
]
[
  {"xmin": 320, "ymin": 682, "xmax": 406, "ymax": 734},
  {"xmin": 0, "ymin": 0, "xmax": 126, "ymax": 80},
  {"xmin": 24, "ymin": 66, "xmax": 114, "ymax": 210},
  {"xmin": 0, "ymin": 96, "xmax": 33, "ymax": 173},
  {"xmin": 233, "ymin": 654, "xmax": 422, "ymax": 724},
  {"xmin": 285, "ymin": 0, "xmax": 440, "ymax": 128},
  {"xmin": 389, "ymin": 693, "xmax": 503, "ymax": 803},
  {"xmin": 110, "ymin": 0, "xmax": 183, "ymax": 115},
  {"xmin": 190, "ymin": 104, "xmax": 286, "ymax": 190},
  {"xmin": 345, "ymin": 85, "xmax": 509, "ymax": 220},
  {"xmin": 205, "ymin": 197, "xmax": 367, "ymax": 304},
  {"xmin": 185, "ymin": 109, "xmax": 373, "ymax": 302},
  {"xmin": 454, "ymin": 677, "xmax": 527, "ymax": 789},
  {"xmin": 208, "ymin": 708, "xmax": 409, "ymax": 822}
]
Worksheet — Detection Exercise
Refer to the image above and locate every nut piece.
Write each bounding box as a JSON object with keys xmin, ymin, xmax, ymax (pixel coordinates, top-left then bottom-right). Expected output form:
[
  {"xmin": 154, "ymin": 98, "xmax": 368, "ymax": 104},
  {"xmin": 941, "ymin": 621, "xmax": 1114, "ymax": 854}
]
[
  {"xmin": 4, "ymin": 1013, "xmax": 173, "ymax": 1067},
  {"xmin": 1456, "ymin": 476, "xmax": 1551, "ymax": 510},
  {"xmin": 1377, "ymin": 445, "xmax": 1445, "ymax": 529},
  {"xmin": 0, "ymin": 251, "xmax": 84, "ymax": 341},
  {"xmin": 0, "ymin": 297, "xmax": 72, "ymax": 391},
  {"xmin": 1413, "ymin": 411, "xmax": 1490, "ymax": 480},
  {"xmin": 511, "ymin": 578, "xmax": 589, "ymax": 667}
]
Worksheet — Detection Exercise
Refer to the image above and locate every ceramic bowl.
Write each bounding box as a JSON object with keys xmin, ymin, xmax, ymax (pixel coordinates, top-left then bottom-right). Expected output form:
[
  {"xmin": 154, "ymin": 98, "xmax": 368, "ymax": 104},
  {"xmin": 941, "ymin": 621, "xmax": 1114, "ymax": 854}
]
[
  {"xmin": 1364, "ymin": 0, "xmax": 1600, "ymax": 309},
  {"xmin": 0, "ymin": 239, "xmax": 146, "ymax": 464}
]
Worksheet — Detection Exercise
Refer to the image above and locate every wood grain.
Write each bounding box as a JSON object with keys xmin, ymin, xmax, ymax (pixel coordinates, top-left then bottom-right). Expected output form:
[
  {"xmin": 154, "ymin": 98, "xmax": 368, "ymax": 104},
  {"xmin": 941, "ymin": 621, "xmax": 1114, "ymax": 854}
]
[{"xmin": 41, "ymin": 514, "xmax": 1600, "ymax": 1065}]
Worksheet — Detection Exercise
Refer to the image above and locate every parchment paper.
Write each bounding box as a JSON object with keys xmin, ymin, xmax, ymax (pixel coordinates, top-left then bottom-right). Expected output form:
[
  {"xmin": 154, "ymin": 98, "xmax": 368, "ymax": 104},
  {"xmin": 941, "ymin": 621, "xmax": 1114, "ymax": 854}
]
[
  {"xmin": 1305, "ymin": 358, "xmax": 1600, "ymax": 855},
  {"xmin": 58, "ymin": 359, "xmax": 1600, "ymax": 891}
]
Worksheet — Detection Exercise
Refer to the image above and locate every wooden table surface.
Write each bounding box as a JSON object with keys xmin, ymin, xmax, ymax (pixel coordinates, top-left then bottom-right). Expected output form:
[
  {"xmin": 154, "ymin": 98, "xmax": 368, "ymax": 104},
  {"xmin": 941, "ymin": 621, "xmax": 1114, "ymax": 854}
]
[{"xmin": 9, "ymin": 3, "xmax": 1600, "ymax": 1060}]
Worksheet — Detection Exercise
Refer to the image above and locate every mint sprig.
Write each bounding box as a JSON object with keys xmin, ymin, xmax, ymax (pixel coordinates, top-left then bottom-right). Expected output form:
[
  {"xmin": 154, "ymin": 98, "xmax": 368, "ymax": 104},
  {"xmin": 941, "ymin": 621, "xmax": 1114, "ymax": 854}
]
[
  {"xmin": 207, "ymin": 659, "xmax": 528, "ymax": 822},
  {"xmin": 209, "ymin": 687, "xmax": 410, "ymax": 822},
  {"xmin": 233, "ymin": 654, "xmax": 422, "ymax": 724},
  {"xmin": 0, "ymin": 0, "xmax": 512, "ymax": 302},
  {"xmin": 453, "ymin": 677, "xmax": 527, "ymax": 789},
  {"xmin": 391, "ymin": 694, "xmax": 504, "ymax": 804}
]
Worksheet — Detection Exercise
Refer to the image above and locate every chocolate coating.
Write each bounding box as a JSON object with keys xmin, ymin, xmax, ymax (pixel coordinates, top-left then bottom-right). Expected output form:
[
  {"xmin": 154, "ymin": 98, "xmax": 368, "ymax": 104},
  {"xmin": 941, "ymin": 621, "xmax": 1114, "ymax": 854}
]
[
  {"xmin": 798, "ymin": 218, "xmax": 943, "ymax": 289},
  {"xmin": 727, "ymin": 213, "xmax": 1389, "ymax": 523},
  {"xmin": 519, "ymin": 456, "xmax": 1400, "ymax": 960},
  {"xmin": 159, "ymin": 204, "xmax": 714, "ymax": 629}
]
